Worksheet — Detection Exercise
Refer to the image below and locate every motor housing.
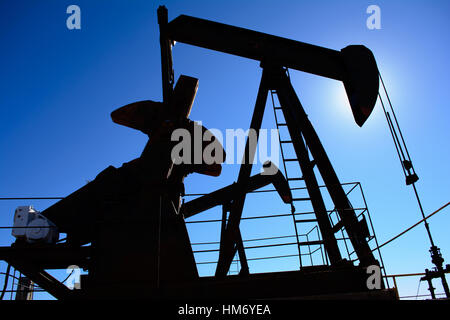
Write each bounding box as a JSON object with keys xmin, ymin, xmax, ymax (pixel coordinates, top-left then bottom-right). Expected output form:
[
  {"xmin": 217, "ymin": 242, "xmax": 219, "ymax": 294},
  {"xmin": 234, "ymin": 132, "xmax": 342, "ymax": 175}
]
[{"xmin": 12, "ymin": 206, "xmax": 59, "ymax": 244}]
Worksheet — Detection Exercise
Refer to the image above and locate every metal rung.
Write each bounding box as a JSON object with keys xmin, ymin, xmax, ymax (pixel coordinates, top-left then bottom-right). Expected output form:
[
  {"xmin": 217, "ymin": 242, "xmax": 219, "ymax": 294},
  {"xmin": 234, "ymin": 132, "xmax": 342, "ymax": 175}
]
[
  {"xmin": 284, "ymin": 158, "xmax": 297, "ymax": 162},
  {"xmin": 277, "ymin": 123, "xmax": 287, "ymax": 126},
  {"xmin": 292, "ymin": 197, "xmax": 311, "ymax": 201},
  {"xmin": 298, "ymin": 240, "xmax": 323, "ymax": 246},
  {"xmin": 332, "ymin": 221, "xmax": 344, "ymax": 233},
  {"xmin": 274, "ymin": 106, "xmax": 282, "ymax": 110},
  {"xmin": 287, "ymin": 177, "xmax": 303, "ymax": 181},
  {"xmin": 280, "ymin": 140, "xmax": 292, "ymax": 143},
  {"xmin": 294, "ymin": 219, "xmax": 318, "ymax": 223}
]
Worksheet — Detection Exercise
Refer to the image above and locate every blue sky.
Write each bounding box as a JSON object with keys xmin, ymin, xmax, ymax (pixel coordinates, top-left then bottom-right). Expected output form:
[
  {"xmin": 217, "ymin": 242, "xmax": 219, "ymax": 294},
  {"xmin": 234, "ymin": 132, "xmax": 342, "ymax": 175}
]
[{"xmin": 0, "ymin": 0, "xmax": 449, "ymax": 299}]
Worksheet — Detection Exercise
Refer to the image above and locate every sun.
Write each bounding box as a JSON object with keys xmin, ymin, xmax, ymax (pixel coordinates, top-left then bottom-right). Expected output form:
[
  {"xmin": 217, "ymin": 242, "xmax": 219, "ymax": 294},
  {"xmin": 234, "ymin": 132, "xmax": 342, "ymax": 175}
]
[{"xmin": 330, "ymin": 81, "xmax": 353, "ymax": 122}]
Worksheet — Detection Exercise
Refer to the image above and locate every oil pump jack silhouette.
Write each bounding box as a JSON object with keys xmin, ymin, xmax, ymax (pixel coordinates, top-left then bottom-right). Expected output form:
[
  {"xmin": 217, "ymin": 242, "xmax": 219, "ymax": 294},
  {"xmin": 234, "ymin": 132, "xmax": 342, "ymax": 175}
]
[{"xmin": 0, "ymin": 6, "xmax": 397, "ymax": 299}]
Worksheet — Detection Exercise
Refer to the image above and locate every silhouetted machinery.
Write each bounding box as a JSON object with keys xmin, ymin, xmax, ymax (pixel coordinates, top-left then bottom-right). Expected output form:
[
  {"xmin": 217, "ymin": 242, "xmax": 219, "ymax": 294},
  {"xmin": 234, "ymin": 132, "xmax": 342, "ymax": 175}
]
[{"xmin": 0, "ymin": 7, "xmax": 397, "ymax": 299}]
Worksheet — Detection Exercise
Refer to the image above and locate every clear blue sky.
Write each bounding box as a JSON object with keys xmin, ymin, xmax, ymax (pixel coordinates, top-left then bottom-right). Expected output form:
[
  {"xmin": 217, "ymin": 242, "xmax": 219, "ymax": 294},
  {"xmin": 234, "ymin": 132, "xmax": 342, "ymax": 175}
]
[{"xmin": 1, "ymin": 0, "xmax": 449, "ymax": 299}]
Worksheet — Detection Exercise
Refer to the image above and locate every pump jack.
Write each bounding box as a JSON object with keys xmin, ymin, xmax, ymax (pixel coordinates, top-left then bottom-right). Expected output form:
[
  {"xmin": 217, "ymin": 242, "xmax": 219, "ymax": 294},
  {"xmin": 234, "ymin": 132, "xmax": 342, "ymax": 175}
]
[
  {"xmin": 157, "ymin": 6, "xmax": 381, "ymax": 276},
  {"xmin": 0, "ymin": 7, "xmax": 397, "ymax": 299}
]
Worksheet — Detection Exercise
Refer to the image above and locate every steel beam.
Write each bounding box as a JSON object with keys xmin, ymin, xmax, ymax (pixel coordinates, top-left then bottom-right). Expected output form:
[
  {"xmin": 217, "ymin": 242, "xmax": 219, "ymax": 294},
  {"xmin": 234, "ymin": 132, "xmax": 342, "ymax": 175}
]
[
  {"xmin": 0, "ymin": 245, "xmax": 91, "ymax": 270},
  {"xmin": 166, "ymin": 14, "xmax": 345, "ymax": 81},
  {"xmin": 181, "ymin": 168, "xmax": 291, "ymax": 219},
  {"xmin": 6, "ymin": 258, "xmax": 74, "ymax": 300},
  {"xmin": 215, "ymin": 68, "xmax": 269, "ymax": 277}
]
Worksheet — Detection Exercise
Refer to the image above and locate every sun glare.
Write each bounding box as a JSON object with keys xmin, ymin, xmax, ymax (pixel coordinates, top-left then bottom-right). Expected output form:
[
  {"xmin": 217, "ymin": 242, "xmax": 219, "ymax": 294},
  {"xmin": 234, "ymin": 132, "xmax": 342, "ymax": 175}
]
[{"xmin": 331, "ymin": 82, "xmax": 353, "ymax": 122}]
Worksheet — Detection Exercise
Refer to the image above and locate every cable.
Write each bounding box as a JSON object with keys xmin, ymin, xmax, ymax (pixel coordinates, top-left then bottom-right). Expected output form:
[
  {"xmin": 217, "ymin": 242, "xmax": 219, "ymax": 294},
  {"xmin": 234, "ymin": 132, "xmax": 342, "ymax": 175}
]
[
  {"xmin": 0, "ymin": 197, "xmax": 64, "ymax": 200},
  {"xmin": 379, "ymin": 94, "xmax": 407, "ymax": 177},
  {"xmin": 0, "ymin": 181, "xmax": 360, "ymax": 204},
  {"xmin": 62, "ymin": 270, "xmax": 74, "ymax": 285},
  {"xmin": 415, "ymin": 280, "xmax": 421, "ymax": 300},
  {"xmin": 379, "ymin": 74, "xmax": 435, "ymax": 245},
  {"xmin": 379, "ymin": 73, "xmax": 414, "ymax": 165},
  {"xmin": 372, "ymin": 202, "xmax": 449, "ymax": 252},
  {"xmin": 379, "ymin": 72, "xmax": 450, "ymax": 298}
]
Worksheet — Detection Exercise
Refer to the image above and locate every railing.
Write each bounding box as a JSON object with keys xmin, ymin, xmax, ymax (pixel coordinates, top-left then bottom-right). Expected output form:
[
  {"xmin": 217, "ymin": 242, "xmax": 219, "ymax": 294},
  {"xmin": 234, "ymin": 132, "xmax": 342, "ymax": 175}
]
[
  {"xmin": 183, "ymin": 181, "xmax": 389, "ymax": 283},
  {"xmin": 384, "ymin": 272, "xmax": 449, "ymax": 300},
  {"xmin": 0, "ymin": 181, "xmax": 393, "ymax": 298}
]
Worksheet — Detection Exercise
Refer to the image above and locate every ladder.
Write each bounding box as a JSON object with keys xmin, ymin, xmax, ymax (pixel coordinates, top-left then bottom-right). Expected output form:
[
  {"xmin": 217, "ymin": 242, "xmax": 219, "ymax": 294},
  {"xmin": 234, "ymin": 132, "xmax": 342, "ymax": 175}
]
[{"xmin": 269, "ymin": 89, "xmax": 326, "ymax": 268}]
